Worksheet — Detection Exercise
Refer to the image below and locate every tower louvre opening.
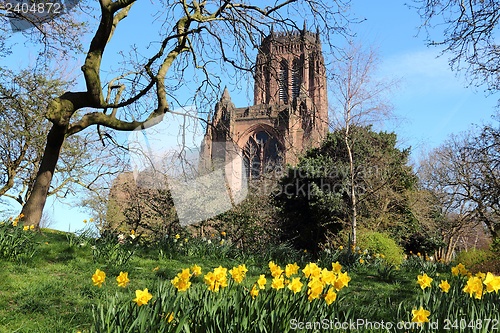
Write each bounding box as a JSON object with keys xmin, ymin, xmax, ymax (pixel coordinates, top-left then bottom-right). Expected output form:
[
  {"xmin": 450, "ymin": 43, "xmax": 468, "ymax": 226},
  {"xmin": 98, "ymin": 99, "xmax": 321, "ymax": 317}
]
[
  {"xmin": 279, "ymin": 60, "xmax": 288, "ymax": 104},
  {"xmin": 291, "ymin": 58, "xmax": 301, "ymax": 99}
]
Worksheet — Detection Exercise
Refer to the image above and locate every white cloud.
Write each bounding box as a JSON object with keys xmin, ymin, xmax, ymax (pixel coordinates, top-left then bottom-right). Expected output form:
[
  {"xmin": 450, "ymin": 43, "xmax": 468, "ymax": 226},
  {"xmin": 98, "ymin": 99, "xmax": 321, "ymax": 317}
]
[{"xmin": 381, "ymin": 48, "xmax": 468, "ymax": 95}]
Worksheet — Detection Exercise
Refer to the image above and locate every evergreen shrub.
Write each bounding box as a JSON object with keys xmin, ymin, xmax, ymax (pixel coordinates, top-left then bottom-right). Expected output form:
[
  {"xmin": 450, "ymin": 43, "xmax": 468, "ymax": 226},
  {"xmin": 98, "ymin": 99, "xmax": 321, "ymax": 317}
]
[{"xmin": 357, "ymin": 230, "xmax": 404, "ymax": 266}]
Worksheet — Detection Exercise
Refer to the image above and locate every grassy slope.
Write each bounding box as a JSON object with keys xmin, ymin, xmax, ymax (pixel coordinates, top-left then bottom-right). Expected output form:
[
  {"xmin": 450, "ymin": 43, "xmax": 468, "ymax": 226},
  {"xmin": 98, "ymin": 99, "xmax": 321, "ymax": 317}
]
[{"xmin": 0, "ymin": 229, "xmax": 438, "ymax": 333}]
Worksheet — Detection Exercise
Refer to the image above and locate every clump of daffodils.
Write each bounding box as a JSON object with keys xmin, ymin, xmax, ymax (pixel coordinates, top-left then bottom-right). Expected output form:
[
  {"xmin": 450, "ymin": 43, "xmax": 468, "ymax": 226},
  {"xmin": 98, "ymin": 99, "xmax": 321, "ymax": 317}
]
[
  {"xmin": 229, "ymin": 264, "xmax": 248, "ymax": 283},
  {"xmin": 204, "ymin": 266, "xmax": 228, "ymax": 292}
]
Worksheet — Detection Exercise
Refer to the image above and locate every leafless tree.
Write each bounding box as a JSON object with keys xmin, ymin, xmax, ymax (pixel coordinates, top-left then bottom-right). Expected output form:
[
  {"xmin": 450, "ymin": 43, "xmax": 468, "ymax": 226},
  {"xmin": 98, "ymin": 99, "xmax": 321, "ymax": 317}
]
[
  {"xmin": 12, "ymin": 0, "xmax": 354, "ymax": 228},
  {"xmin": 0, "ymin": 68, "xmax": 127, "ymax": 212},
  {"xmin": 412, "ymin": 0, "xmax": 500, "ymax": 92},
  {"xmin": 329, "ymin": 40, "xmax": 400, "ymax": 245},
  {"xmin": 418, "ymin": 125, "xmax": 500, "ymax": 258},
  {"xmin": 0, "ymin": 0, "xmax": 91, "ymax": 59}
]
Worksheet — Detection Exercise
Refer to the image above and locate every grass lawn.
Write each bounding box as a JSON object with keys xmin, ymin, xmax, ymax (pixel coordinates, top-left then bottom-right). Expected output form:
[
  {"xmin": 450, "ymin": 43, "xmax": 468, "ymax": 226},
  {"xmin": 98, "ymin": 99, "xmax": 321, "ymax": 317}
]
[{"xmin": 0, "ymin": 228, "xmax": 498, "ymax": 332}]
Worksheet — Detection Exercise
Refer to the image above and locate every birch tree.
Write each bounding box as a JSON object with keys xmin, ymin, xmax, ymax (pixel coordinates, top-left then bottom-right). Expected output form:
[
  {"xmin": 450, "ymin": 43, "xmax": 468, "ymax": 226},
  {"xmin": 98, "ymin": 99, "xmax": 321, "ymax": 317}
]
[{"xmin": 329, "ymin": 41, "xmax": 399, "ymax": 245}]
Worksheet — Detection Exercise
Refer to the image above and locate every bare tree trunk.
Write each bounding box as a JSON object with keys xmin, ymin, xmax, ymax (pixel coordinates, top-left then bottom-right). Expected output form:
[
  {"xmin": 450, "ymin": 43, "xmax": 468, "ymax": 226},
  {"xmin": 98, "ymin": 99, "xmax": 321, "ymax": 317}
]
[
  {"xmin": 21, "ymin": 124, "xmax": 67, "ymax": 227},
  {"xmin": 445, "ymin": 235, "xmax": 454, "ymax": 263},
  {"xmin": 345, "ymin": 135, "xmax": 357, "ymax": 246}
]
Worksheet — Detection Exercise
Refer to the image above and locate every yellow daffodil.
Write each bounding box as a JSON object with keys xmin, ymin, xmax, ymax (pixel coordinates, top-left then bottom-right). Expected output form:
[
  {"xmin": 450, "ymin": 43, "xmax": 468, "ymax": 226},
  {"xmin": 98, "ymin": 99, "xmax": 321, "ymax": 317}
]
[
  {"xmin": 90, "ymin": 218, "xmax": 94, "ymax": 222},
  {"xmin": 229, "ymin": 264, "xmax": 248, "ymax": 283},
  {"xmin": 411, "ymin": 307, "xmax": 430, "ymax": 323},
  {"xmin": 29, "ymin": 225, "xmax": 34, "ymax": 230},
  {"xmin": 332, "ymin": 261, "xmax": 342, "ymax": 274},
  {"xmin": 307, "ymin": 277, "xmax": 324, "ymax": 301},
  {"xmin": 130, "ymin": 230, "xmax": 135, "ymax": 235},
  {"xmin": 190, "ymin": 264, "xmax": 202, "ymax": 277},
  {"xmin": 221, "ymin": 231, "xmax": 226, "ymax": 237},
  {"xmin": 320, "ymin": 269, "xmax": 336, "ymax": 285},
  {"xmin": 175, "ymin": 234, "xmax": 180, "ymax": 239},
  {"xmin": 83, "ymin": 220, "xmax": 87, "ymax": 223},
  {"xmin": 204, "ymin": 266, "xmax": 228, "ymax": 292},
  {"xmin": 92, "ymin": 269, "xmax": 106, "ymax": 288},
  {"xmin": 359, "ymin": 259, "xmax": 364, "ymax": 264},
  {"xmin": 302, "ymin": 262, "xmax": 321, "ymax": 278},
  {"xmin": 12, "ymin": 221, "xmax": 17, "ymax": 227},
  {"xmin": 116, "ymin": 272, "xmax": 130, "ymax": 288},
  {"xmin": 417, "ymin": 273, "xmax": 433, "ymax": 290},
  {"xmin": 334, "ymin": 271, "xmax": 351, "ymax": 291},
  {"xmin": 270, "ymin": 264, "xmax": 283, "ymax": 278},
  {"xmin": 324, "ymin": 288, "xmax": 337, "ymax": 305},
  {"xmin": 339, "ymin": 246, "xmax": 343, "ymax": 250},
  {"xmin": 178, "ymin": 268, "xmax": 190, "ymax": 281},
  {"xmin": 153, "ymin": 266, "xmax": 159, "ymax": 271},
  {"xmin": 457, "ymin": 263, "xmax": 468, "ymax": 276},
  {"xmin": 171, "ymin": 276, "xmax": 191, "ymax": 291},
  {"xmin": 257, "ymin": 274, "xmax": 267, "ymax": 289},
  {"xmin": 166, "ymin": 312, "xmax": 174, "ymax": 323},
  {"xmin": 483, "ymin": 272, "xmax": 500, "ymax": 293},
  {"xmin": 23, "ymin": 226, "xmax": 28, "ymax": 231},
  {"xmin": 133, "ymin": 288, "xmax": 152, "ymax": 306},
  {"xmin": 438, "ymin": 280, "xmax": 450, "ymax": 293},
  {"xmin": 271, "ymin": 276, "xmax": 285, "ymax": 290},
  {"xmin": 451, "ymin": 266, "xmax": 460, "ymax": 276},
  {"xmin": 285, "ymin": 262, "xmax": 299, "ymax": 277},
  {"xmin": 464, "ymin": 276, "xmax": 484, "ymax": 299},
  {"xmin": 287, "ymin": 277, "xmax": 303, "ymax": 294},
  {"xmin": 475, "ymin": 272, "xmax": 486, "ymax": 279},
  {"xmin": 184, "ymin": 238, "xmax": 188, "ymax": 242},
  {"xmin": 250, "ymin": 285, "xmax": 259, "ymax": 299}
]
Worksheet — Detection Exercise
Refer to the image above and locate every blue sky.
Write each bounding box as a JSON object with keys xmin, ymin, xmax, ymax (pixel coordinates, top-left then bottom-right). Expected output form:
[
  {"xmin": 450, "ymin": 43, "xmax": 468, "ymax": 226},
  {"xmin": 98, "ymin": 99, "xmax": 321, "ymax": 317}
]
[
  {"xmin": 3, "ymin": 1, "xmax": 499, "ymax": 232},
  {"xmin": 349, "ymin": 1, "xmax": 498, "ymax": 156}
]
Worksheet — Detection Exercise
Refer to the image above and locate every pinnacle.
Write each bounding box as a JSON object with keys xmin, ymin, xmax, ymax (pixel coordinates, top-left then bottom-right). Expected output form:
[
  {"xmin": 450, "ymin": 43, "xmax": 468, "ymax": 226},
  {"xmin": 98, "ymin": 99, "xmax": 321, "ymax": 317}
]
[{"xmin": 222, "ymin": 86, "xmax": 231, "ymax": 101}]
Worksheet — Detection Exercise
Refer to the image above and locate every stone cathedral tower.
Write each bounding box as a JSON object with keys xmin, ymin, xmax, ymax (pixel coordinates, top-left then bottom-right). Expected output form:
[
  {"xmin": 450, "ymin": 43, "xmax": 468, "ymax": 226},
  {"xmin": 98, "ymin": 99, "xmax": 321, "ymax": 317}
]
[{"xmin": 200, "ymin": 26, "xmax": 328, "ymax": 191}]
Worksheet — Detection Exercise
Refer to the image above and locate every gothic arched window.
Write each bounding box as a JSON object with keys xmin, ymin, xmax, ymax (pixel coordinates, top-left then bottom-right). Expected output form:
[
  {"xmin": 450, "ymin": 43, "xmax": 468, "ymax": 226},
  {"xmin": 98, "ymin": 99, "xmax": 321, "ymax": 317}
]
[
  {"xmin": 279, "ymin": 60, "xmax": 288, "ymax": 104},
  {"xmin": 242, "ymin": 131, "xmax": 283, "ymax": 181}
]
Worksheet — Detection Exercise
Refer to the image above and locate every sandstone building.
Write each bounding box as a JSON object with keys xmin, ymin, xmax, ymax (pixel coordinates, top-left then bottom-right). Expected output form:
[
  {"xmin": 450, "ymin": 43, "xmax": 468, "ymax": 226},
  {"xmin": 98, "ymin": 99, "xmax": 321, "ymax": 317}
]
[
  {"xmin": 200, "ymin": 26, "xmax": 329, "ymax": 191},
  {"xmin": 107, "ymin": 26, "xmax": 329, "ymax": 231}
]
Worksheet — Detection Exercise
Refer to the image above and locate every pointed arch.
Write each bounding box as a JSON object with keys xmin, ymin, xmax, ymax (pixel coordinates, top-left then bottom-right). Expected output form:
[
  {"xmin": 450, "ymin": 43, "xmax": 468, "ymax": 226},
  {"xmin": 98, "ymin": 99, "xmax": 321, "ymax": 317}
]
[{"xmin": 238, "ymin": 125, "xmax": 284, "ymax": 181}]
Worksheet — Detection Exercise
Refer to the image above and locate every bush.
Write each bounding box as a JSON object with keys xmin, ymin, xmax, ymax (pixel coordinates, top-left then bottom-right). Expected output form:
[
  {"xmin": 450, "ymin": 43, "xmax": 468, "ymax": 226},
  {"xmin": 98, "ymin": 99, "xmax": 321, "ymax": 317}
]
[
  {"xmin": 208, "ymin": 191, "xmax": 281, "ymax": 255},
  {"xmin": 455, "ymin": 248, "xmax": 489, "ymax": 270},
  {"xmin": 456, "ymin": 248, "xmax": 500, "ymax": 274},
  {"xmin": 356, "ymin": 230, "xmax": 404, "ymax": 266}
]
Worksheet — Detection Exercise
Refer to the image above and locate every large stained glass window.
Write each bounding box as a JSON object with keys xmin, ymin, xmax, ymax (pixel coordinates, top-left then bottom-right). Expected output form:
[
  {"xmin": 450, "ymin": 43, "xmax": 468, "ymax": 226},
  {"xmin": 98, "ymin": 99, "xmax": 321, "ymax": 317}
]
[{"xmin": 242, "ymin": 131, "xmax": 283, "ymax": 181}]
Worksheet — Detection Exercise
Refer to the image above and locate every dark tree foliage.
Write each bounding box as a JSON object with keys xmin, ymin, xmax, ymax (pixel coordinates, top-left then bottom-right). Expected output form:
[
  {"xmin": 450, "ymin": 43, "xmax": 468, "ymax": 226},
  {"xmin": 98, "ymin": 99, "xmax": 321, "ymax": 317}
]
[{"xmin": 275, "ymin": 125, "xmax": 418, "ymax": 254}]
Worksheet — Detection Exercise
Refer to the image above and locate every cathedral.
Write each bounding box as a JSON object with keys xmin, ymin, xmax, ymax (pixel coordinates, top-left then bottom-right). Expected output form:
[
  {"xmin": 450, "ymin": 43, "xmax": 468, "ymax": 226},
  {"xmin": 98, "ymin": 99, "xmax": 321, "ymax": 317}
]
[
  {"xmin": 107, "ymin": 26, "xmax": 329, "ymax": 230},
  {"xmin": 200, "ymin": 26, "xmax": 329, "ymax": 191}
]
